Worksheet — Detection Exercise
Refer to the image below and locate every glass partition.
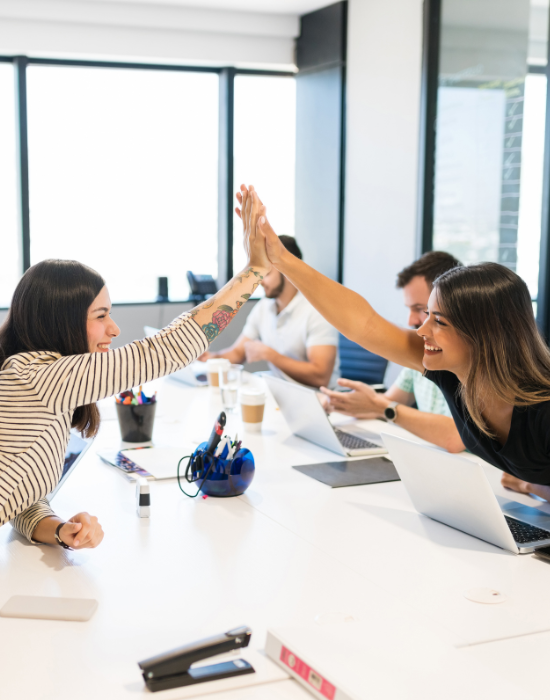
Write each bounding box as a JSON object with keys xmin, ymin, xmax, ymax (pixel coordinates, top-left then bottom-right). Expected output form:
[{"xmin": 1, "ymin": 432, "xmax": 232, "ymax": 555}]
[{"xmin": 432, "ymin": 0, "xmax": 548, "ymax": 301}]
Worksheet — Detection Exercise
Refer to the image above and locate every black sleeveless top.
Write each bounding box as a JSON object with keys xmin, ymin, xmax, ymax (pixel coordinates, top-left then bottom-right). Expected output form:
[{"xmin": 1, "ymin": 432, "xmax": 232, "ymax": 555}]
[{"xmin": 425, "ymin": 370, "xmax": 550, "ymax": 485}]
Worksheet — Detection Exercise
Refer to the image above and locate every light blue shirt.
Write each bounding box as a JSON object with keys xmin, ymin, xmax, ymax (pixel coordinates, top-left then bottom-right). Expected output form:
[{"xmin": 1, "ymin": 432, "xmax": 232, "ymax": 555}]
[{"xmin": 394, "ymin": 368, "xmax": 452, "ymax": 416}]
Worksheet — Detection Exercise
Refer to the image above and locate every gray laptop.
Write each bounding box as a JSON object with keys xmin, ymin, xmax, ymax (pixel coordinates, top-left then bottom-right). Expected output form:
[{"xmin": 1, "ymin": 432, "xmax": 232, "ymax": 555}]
[
  {"xmin": 47, "ymin": 430, "xmax": 94, "ymax": 501},
  {"xmin": 264, "ymin": 375, "xmax": 387, "ymax": 457},
  {"xmin": 382, "ymin": 433, "xmax": 550, "ymax": 554}
]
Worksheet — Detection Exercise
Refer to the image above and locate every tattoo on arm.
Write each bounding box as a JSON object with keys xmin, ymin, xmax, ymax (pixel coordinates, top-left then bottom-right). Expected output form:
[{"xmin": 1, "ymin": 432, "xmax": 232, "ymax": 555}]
[{"xmin": 190, "ymin": 268, "xmax": 264, "ymax": 342}]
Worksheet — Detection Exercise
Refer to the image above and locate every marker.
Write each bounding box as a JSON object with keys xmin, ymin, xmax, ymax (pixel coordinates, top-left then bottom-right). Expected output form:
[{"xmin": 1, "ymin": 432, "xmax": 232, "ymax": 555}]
[
  {"xmin": 205, "ymin": 412, "xmax": 226, "ymax": 455},
  {"xmin": 136, "ymin": 478, "xmax": 150, "ymax": 518}
]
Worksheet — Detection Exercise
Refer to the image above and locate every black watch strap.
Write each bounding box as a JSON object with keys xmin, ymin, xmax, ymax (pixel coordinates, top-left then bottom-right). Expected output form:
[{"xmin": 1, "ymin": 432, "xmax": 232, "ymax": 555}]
[{"xmin": 55, "ymin": 522, "xmax": 72, "ymax": 550}]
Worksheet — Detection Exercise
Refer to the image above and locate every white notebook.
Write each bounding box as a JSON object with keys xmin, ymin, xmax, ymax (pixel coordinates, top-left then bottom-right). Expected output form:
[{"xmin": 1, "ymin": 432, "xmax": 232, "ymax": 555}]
[{"xmin": 120, "ymin": 446, "xmax": 197, "ymax": 480}]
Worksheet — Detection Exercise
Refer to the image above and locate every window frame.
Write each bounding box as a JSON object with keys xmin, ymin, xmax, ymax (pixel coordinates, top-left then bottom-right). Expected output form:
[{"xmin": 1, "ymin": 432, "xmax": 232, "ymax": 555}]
[
  {"xmin": 0, "ymin": 54, "xmax": 295, "ymax": 309},
  {"xmin": 418, "ymin": 0, "xmax": 550, "ymax": 336}
]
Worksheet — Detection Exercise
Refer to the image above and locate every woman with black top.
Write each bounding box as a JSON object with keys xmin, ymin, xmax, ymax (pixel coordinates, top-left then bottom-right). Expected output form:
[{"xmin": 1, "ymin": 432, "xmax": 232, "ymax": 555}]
[
  {"xmin": 0, "ymin": 186, "xmax": 269, "ymax": 549},
  {"xmin": 245, "ymin": 187, "xmax": 550, "ymax": 501}
]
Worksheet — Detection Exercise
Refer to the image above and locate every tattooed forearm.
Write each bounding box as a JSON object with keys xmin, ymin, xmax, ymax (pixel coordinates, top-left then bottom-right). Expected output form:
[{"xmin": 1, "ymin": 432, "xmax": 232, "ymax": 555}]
[{"xmin": 190, "ymin": 267, "xmax": 264, "ymax": 343}]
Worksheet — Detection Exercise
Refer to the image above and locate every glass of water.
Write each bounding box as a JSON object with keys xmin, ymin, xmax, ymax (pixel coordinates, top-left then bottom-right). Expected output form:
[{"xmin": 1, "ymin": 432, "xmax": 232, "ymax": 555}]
[{"xmin": 219, "ymin": 364, "xmax": 243, "ymax": 413}]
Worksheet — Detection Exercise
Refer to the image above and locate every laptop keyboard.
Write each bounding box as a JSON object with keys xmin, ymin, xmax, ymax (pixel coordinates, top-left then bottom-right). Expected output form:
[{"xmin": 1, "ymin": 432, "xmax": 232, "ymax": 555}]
[
  {"xmin": 505, "ymin": 515, "xmax": 550, "ymax": 544},
  {"xmin": 334, "ymin": 429, "xmax": 380, "ymax": 451}
]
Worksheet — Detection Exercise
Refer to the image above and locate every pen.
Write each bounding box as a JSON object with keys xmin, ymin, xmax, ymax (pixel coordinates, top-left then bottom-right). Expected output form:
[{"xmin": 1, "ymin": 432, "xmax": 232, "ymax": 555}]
[{"xmin": 214, "ymin": 437, "xmax": 228, "ymax": 458}]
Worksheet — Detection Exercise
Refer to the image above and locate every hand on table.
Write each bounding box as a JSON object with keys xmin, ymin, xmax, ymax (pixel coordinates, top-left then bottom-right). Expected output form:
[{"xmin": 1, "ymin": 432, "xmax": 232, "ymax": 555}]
[
  {"xmin": 60, "ymin": 512, "xmax": 104, "ymax": 549},
  {"xmin": 235, "ymin": 185, "xmax": 272, "ymax": 272},
  {"xmin": 319, "ymin": 378, "xmax": 388, "ymax": 419},
  {"xmin": 501, "ymin": 472, "xmax": 533, "ymax": 496},
  {"xmin": 197, "ymin": 351, "xmax": 214, "ymax": 362},
  {"xmin": 244, "ymin": 340, "xmax": 272, "ymax": 364}
]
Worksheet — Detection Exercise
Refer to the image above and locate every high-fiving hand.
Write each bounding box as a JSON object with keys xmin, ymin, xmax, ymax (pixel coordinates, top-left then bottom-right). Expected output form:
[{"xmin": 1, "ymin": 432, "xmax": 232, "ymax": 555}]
[
  {"xmin": 235, "ymin": 185, "xmax": 286, "ymax": 269},
  {"xmin": 236, "ymin": 185, "xmax": 271, "ymax": 272}
]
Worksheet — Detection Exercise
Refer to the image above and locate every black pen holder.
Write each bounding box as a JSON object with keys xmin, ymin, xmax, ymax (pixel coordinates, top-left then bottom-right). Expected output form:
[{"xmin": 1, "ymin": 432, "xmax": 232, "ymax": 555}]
[
  {"xmin": 178, "ymin": 442, "xmax": 255, "ymax": 498},
  {"xmin": 116, "ymin": 402, "xmax": 157, "ymax": 442}
]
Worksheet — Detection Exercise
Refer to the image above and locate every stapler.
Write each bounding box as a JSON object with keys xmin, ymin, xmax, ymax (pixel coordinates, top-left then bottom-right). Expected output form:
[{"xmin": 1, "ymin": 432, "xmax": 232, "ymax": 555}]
[{"xmin": 138, "ymin": 625, "xmax": 255, "ymax": 692}]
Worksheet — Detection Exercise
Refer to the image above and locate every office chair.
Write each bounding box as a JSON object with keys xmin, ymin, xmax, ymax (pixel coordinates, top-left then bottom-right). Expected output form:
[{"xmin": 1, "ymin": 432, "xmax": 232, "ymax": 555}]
[{"xmin": 338, "ymin": 335, "xmax": 388, "ymax": 388}]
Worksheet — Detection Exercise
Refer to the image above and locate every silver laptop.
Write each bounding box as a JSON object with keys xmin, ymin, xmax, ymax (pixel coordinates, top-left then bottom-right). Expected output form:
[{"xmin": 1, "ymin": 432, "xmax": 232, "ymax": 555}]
[
  {"xmin": 144, "ymin": 326, "xmax": 207, "ymax": 387},
  {"xmin": 47, "ymin": 430, "xmax": 94, "ymax": 501},
  {"xmin": 382, "ymin": 433, "xmax": 550, "ymax": 554},
  {"xmin": 264, "ymin": 375, "xmax": 387, "ymax": 457}
]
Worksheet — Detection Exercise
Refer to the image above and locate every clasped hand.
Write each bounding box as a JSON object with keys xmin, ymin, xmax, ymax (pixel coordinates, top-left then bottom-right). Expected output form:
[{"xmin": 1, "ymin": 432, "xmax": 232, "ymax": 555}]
[
  {"xmin": 60, "ymin": 512, "xmax": 104, "ymax": 549},
  {"xmin": 244, "ymin": 340, "xmax": 272, "ymax": 364}
]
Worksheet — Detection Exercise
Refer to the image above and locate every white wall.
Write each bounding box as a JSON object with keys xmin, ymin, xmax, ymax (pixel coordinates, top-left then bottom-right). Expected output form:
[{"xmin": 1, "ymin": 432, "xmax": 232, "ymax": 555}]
[
  {"xmin": 0, "ymin": 0, "xmax": 299, "ymax": 68},
  {"xmin": 344, "ymin": 0, "xmax": 424, "ymax": 382}
]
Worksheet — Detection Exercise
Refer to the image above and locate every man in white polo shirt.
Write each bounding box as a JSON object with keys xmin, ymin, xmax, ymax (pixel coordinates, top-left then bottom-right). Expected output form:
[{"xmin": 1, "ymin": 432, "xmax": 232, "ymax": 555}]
[{"xmin": 199, "ymin": 236, "xmax": 340, "ymax": 388}]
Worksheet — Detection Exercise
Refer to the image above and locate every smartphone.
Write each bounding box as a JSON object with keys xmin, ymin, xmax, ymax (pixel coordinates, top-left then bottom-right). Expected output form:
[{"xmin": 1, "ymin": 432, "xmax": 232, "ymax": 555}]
[
  {"xmin": 534, "ymin": 545, "xmax": 550, "ymax": 562},
  {"xmin": 0, "ymin": 595, "xmax": 98, "ymax": 621}
]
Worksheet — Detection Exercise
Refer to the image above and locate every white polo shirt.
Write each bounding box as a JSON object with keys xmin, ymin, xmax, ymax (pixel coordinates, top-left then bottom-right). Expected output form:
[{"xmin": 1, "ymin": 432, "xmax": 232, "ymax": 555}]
[{"xmin": 241, "ymin": 292, "xmax": 340, "ymax": 388}]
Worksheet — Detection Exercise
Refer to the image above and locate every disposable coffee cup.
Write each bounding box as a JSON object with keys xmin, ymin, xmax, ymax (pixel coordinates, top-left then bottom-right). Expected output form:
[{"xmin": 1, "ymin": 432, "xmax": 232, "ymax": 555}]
[
  {"xmin": 206, "ymin": 358, "xmax": 230, "ymax": 390},
  {"xmin": 239, "ymin": 388, "xmax": 266, "ymax": 432}
]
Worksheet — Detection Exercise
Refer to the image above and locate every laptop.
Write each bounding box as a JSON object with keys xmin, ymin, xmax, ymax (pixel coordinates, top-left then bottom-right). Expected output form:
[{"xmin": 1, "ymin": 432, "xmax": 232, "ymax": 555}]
[
  {"xmin": 47, "ymin": 430, "xmax": 94, "ymax": 501},
  {"xmin": 264, "ymin": 375, "xmax": 387, "ymax": 457},
  {"xmin": 381, "ymin": 433, "xmax": 550, "ymax": 554},
  {"xmin": 144, "ymin": 326, "xmax": 207, "ymax": 387}
]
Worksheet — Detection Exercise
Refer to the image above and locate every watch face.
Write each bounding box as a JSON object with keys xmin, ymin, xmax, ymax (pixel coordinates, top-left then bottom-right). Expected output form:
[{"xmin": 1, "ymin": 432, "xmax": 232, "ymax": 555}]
[{"xmin": 385, "ymin": 407, "xmax": 397, "ymax": 420}]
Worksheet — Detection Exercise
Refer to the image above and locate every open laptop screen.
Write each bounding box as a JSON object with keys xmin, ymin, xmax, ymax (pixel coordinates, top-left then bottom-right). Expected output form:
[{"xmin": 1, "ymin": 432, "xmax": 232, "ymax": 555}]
[{"xmin": 47, "ymin": 430, "xmax": 94, "ymax": 502}]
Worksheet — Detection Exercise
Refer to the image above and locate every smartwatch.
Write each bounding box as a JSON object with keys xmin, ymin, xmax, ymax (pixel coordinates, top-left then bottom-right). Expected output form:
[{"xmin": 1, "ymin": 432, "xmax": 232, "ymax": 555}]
[
  {"xmin": 55, "ymin": 522, "xmax": 72, "ymax": 550},
  {"xmin": 384, "ymin": 401, "xmax": 399, "ymax": 423}
]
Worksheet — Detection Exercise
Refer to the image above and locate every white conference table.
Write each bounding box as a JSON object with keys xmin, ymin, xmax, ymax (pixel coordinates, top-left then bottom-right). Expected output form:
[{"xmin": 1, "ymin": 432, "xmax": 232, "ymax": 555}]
[{"xmin": 1, "ymin": 373, "xmax": 550, "ymax": 699}]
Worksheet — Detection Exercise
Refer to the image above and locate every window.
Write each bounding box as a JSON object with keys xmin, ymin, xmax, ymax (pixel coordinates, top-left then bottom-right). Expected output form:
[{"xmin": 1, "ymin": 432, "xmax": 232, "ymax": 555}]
[
  {"xmin": 26, "ymin": 66, "xmax": 219, "ymax": 303},
  {"xmin": 430, "ymin": 0, "xmax": 548, "ymax": 301},
  {"xmin": 233, "ymin": 74, "xmax": 296, "ymax": 275},
  {"xmin": 0, "ymin": 63, "xmax": 21, "ymax": 308}
]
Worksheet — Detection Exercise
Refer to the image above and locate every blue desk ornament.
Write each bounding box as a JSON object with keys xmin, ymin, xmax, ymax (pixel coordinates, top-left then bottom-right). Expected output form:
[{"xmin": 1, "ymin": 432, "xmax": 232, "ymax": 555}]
[{"xmin": 177, "ymin": 411, "xmax": 255, "ymax": 498}]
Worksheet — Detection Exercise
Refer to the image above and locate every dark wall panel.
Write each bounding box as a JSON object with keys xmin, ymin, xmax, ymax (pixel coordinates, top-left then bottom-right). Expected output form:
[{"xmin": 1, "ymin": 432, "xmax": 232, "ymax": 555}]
[
  {"xmin": 295, "ymin": 65, "xmax": 342, "ymax": 280},
  {"xmin": 297, "ymin": 2, "xmax": 347, "ymax": 71},
  {"xmin": 295, "ymin": 1, "xmax": 346, "ymax": 282}
]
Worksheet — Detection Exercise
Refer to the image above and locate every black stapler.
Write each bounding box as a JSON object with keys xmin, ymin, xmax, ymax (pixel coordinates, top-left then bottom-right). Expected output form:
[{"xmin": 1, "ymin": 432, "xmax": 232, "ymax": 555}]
[{"xmin": 138, "ymin": 626, "xmax": 255, "ymax": 692}]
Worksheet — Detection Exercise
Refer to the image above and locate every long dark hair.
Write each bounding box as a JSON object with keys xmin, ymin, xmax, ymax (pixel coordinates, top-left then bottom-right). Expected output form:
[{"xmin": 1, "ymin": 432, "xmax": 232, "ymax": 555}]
[
  {"xmin": 434, "ymin": 262, "xmax": 550, "ymax": 436},
  {"xmin": 0, "ymin": 259, "xmax": 106, "ymax": 437}
]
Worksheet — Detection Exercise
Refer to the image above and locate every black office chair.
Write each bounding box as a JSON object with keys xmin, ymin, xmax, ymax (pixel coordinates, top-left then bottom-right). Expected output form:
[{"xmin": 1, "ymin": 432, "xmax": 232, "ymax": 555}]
[{"xmin": 338, "ymin": 335, "xmax": 388, "ymax": 388}]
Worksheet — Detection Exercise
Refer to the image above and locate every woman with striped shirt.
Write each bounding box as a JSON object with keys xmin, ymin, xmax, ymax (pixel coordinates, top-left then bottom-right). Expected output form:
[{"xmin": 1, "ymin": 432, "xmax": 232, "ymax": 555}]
[{"xmin": 0, "ymin": 187, "xmax": 269, "ymax": 550}]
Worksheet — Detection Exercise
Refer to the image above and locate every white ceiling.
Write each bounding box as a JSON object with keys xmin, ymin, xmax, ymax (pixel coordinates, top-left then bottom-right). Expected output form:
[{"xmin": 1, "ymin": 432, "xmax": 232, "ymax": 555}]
[{"xmin": 84, "ymin": 0, "xmax": 332, "ymax": 14}]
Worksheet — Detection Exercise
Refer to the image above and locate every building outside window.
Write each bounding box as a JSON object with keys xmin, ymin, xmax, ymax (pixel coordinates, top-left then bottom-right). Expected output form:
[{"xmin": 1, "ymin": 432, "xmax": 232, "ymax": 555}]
[{"xmin": 432, "ymin": 0, "xmax": 548, "ymax": 304}]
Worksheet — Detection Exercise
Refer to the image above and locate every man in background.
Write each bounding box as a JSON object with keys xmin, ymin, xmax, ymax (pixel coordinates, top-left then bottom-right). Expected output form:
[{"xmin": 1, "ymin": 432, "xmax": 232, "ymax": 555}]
[
  {"xmin": 321, "ymin": 251, "xmax": 465, "ymax": 453},
  {"xmin": 199, "ymin": 236, "xmax": 339, "ymax": 388}
]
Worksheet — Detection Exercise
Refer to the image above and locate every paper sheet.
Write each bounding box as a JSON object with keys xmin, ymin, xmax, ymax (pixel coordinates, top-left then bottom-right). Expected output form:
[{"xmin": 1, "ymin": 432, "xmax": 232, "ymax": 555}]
[{"xmin": 120, "ymin": 446, "xmax": 196, "ymax": 480}]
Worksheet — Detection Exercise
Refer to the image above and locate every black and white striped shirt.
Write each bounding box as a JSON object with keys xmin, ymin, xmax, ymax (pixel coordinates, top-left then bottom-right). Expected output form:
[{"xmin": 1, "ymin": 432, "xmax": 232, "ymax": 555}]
[{"xmin": 0, "ymin": 313, "xmax": 208, "ymax": 541}]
